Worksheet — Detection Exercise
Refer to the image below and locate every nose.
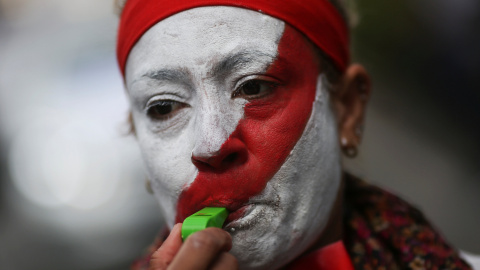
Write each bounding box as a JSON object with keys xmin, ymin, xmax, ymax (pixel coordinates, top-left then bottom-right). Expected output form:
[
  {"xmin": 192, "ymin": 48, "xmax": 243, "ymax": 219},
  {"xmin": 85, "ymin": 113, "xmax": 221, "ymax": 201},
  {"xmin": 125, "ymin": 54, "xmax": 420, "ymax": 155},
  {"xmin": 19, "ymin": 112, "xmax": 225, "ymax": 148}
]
[{"xmin": 191, "ymin": 137, "xmax": 248, "ymax": 171}]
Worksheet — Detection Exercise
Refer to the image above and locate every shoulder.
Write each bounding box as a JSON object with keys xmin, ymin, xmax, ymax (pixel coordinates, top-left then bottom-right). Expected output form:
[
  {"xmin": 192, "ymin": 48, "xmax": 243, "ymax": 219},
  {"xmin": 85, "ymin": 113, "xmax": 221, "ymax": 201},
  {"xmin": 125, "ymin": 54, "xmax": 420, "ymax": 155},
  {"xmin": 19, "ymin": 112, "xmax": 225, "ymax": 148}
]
[{"xmin": 343, "ymin": 173, "xmax": 473, "ymax": 270}]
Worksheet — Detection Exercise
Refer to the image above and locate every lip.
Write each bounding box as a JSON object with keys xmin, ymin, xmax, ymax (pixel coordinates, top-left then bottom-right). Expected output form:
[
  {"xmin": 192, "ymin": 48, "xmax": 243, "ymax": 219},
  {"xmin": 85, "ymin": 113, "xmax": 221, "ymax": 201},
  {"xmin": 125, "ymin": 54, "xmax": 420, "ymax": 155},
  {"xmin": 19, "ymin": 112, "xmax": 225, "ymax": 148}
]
[
  {"xmin": 224, "ymin": 204, "xmax": 251, "ymax": 226},
  {"xmin": 180, "ymin": 201, "xmax": 248, "ymax": 223},
  {"xmin": 223, "ymin": 203, "xmax": 272, "ymax": 232},
  {"xmin": 181, "ymin": 202, "xmax": 258, "ymax": 229},
  {"xmin": 179, "ymin": 195, "xmax": 275, "ymax": 228}
]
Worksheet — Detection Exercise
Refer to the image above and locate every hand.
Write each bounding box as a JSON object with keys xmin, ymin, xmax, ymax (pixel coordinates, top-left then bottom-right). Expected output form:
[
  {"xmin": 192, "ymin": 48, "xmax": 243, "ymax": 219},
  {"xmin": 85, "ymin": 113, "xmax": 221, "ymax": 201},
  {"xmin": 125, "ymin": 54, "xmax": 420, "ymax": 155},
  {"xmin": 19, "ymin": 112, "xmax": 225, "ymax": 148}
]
[{"xmin": 149, "ymin": 223, "xmax": 238, "ymax": 270}]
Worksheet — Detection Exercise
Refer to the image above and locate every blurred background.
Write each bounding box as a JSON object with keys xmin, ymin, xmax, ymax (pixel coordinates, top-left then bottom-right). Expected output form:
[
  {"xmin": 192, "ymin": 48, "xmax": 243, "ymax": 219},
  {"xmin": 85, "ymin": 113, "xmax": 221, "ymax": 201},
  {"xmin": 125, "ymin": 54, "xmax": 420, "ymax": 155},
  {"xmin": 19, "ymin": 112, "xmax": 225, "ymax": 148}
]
[{"xmin": 0, "ymin": 0, "xmax": 478, "ymax": 269}]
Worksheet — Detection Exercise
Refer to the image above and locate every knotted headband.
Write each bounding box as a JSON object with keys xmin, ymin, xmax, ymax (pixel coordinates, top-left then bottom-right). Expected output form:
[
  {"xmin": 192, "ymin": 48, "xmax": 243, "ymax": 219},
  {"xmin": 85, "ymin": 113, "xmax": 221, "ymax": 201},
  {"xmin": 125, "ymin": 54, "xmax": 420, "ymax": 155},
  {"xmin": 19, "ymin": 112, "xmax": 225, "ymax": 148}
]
[{"xmin": 117, "ymin": 0, "xmax": 350, "ymax": 78}]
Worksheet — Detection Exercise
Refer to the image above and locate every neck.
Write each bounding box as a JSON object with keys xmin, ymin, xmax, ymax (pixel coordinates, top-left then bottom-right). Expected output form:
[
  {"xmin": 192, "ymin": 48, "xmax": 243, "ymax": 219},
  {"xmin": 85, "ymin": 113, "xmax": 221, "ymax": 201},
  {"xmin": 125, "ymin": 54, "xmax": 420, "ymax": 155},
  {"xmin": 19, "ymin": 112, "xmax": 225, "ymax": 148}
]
[{"xmin": 281, "ymin": 176, "xmax": 345, "ymax": 270}]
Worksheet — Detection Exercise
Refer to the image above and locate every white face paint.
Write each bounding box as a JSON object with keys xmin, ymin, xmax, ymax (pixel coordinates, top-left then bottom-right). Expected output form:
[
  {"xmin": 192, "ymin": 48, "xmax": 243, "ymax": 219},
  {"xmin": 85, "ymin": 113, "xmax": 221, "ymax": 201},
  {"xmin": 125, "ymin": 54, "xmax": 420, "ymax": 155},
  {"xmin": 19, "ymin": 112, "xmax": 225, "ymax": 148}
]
[
  {"xmin": 230, "ymin": 76, "xmax": 341, "ymax": 269},
  {"xmin": 125, "ymin": 6, "xmax": 341, "ymax": 270}
]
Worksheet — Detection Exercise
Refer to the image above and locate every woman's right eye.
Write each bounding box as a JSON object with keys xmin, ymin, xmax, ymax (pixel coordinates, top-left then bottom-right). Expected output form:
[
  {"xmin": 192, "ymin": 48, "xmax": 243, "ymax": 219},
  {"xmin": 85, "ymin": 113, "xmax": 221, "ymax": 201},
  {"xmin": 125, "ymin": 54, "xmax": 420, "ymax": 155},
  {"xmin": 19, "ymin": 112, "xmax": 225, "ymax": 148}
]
[{"xmin": 147, "ymin": 100, "xmax": 186, "ymax": 120}]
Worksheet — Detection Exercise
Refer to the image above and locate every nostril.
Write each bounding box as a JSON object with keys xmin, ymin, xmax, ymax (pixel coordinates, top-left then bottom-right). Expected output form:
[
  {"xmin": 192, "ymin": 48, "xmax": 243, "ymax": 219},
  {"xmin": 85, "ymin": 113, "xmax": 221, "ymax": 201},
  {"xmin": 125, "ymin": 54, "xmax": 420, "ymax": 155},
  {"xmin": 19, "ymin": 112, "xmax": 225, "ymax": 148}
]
[
  {"xmin": 222, "ymin": 153, "xmax": 238, "ymax": 165},
  {"xmin": 191, "ymin": 155, "xmax": 214, "ymax": 170},
  {"xmin": 191, "ymin": 138, "xmax": 248, "ymax": 171}
]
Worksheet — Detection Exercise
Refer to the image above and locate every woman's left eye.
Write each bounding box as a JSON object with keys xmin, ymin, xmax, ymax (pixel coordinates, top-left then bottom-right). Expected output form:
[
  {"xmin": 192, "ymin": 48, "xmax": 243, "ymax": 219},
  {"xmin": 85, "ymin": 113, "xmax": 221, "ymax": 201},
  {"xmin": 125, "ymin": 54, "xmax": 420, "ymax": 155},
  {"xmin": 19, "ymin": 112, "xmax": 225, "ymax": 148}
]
[{"xmin": 233, "ymin": 79, "xmax": 277, "ymax": 99}]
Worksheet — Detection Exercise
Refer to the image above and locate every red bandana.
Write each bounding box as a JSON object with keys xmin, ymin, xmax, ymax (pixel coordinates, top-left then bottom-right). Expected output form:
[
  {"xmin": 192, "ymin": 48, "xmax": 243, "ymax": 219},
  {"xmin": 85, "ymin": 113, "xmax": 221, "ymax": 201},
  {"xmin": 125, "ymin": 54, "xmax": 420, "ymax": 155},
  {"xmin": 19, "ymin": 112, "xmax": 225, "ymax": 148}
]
[{"xmin": 116, "ymin": 0, "xmax": 350, "ymax": 77}]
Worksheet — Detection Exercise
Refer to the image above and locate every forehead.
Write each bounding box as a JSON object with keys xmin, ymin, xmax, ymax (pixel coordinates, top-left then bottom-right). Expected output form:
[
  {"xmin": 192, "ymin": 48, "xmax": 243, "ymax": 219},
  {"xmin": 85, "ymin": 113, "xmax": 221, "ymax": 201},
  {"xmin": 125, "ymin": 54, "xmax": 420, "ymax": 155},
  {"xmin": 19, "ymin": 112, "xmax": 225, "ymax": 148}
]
[{"xmin": 125, "ymin": 6, "xmax": 285, "ymax": 83}]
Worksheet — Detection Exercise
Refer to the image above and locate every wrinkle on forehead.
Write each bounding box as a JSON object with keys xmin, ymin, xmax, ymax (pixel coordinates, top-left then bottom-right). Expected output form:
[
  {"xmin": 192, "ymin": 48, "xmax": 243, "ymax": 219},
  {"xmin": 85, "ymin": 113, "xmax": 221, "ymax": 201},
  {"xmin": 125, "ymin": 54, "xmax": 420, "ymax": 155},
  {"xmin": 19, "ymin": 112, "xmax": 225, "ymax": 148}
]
[
  {"xmin": 125, "ymin": 6, "xmax": 285, "ymax": 84},
  {"xmin": 130, "ymin": 50, "xmax": 278, "ymax": 96}
]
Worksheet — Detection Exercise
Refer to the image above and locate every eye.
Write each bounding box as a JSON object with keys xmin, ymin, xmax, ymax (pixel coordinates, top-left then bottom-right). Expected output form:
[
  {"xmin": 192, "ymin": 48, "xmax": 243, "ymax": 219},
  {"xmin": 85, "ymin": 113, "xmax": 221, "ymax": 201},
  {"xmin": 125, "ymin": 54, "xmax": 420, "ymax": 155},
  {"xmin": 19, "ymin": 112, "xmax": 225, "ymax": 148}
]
[
  {"xmin": 147, "ymin": 100, "xmax": 186, "ymax": 120},
  {"xmin": 233, "ymin": 79, "xmax": 277, "ymax": 99}
]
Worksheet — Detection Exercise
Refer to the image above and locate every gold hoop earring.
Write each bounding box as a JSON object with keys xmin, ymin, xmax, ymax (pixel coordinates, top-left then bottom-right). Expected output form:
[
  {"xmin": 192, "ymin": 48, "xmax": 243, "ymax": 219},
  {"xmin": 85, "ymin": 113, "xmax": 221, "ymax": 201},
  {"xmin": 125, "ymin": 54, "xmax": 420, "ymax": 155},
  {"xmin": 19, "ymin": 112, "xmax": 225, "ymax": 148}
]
[{"xmin": 341, "ymin": 137, "xmax": 358, "ymax": 158}]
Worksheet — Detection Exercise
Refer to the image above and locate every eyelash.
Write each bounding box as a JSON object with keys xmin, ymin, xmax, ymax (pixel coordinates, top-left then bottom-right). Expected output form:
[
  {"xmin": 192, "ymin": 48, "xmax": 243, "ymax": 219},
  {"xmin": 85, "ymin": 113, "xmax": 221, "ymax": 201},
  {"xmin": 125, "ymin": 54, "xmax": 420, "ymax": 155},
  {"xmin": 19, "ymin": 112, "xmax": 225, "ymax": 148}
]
[
  {"xmin": 146, "ymin": 100, "xmax": 187, "ymax": 121},
  {"xmin": 232, "ymin": 79, "xmax": 279, "ymax": 99}
]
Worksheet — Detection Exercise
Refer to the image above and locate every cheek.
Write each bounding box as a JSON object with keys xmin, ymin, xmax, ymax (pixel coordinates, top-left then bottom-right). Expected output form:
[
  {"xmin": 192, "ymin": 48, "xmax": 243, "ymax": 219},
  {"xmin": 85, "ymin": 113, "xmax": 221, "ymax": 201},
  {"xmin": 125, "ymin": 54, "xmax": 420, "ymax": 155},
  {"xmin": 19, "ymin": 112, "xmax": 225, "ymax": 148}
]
[
  {"xmin": 136, "ymin": 113, "xmax": 195, "ymax": 194},
  {"xmin": 176, "ymin": 26, "xmax": 321, "ymax": 222}
]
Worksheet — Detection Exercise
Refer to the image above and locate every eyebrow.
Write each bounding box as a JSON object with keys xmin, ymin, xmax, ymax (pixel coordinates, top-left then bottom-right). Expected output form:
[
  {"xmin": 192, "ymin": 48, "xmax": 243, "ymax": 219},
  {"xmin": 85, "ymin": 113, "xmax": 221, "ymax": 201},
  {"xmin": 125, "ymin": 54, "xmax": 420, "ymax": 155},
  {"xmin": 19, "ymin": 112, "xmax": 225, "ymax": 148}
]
[
  {"xmin": 211, "ymin": 50, "xmax": 278, "ymax": 79},
  {"xmin": 140, "ymin": 50, "xmax": 279, "ymax": 85},
  {"xmin": 142, "ymin": 68, "xmax": 192, "ymax": 86}
]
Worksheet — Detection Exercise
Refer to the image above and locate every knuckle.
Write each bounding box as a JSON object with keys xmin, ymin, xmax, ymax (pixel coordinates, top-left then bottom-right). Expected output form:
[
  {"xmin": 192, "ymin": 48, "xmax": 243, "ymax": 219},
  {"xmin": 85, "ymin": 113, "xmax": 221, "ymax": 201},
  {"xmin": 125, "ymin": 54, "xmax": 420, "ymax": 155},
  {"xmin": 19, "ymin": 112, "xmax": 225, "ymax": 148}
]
[
  {"xmin": 205, "ymin": 227, "xmax": 231, "ymax": 242},
  {"xmin": 186, "ymin": 230, "xmax": 219, "ymax": 250}
]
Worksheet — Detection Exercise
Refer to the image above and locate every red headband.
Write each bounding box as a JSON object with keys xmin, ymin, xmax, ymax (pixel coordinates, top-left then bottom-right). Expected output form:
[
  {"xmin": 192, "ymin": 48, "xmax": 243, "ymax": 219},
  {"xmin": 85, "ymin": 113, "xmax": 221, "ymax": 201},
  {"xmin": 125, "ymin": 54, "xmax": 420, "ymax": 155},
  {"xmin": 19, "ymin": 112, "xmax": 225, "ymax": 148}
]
[{"xmin": 117, "ymin": 0, "xmax": 350, "ymax": 77}]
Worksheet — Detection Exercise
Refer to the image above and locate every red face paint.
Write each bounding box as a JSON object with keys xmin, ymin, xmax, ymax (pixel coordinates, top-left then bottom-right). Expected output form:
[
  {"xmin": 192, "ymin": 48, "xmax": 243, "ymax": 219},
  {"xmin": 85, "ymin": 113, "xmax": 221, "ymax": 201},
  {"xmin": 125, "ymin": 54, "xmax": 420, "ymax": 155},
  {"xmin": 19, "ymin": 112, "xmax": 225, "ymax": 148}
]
[{"xmin": 176, "ymin": 25, "xmax": 321, "ymax": 223}]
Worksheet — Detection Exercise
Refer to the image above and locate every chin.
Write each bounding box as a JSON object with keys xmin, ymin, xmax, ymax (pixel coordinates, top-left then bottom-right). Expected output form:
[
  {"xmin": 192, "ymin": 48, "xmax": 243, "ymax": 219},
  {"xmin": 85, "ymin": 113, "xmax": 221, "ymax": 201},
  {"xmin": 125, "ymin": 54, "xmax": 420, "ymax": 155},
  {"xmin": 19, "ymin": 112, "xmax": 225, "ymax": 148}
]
[{"xmin": 228, "ymin": 204, "xmax": 296, "ymax": 270}]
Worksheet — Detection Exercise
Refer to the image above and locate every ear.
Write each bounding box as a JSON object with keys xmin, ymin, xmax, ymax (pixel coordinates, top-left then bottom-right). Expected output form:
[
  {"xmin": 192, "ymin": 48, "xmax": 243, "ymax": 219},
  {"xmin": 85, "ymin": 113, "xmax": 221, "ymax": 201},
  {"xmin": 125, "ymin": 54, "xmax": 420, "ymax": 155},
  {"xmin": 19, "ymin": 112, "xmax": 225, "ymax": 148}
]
[{"xmin": 331, "ymin": 64, "xmax": 371, "ymax": 157}]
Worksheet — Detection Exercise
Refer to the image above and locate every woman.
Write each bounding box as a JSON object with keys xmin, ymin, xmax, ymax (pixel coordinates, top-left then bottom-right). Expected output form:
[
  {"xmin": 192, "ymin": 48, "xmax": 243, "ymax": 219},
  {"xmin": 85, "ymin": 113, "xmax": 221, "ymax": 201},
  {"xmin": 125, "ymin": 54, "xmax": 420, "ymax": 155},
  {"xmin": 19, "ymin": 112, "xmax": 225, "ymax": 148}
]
[{"xmin": 115, "ymin": 0, "xmax": 475, "ymax": 269}]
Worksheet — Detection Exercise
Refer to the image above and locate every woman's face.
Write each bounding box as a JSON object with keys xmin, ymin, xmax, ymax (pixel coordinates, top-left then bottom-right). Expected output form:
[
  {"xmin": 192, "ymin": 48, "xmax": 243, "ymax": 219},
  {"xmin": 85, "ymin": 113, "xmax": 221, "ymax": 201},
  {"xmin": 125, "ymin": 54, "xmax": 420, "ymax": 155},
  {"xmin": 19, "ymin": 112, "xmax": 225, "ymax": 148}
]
[{"xmin": 125, "ymin": 6, "xmax": 342, "ymax": 269}]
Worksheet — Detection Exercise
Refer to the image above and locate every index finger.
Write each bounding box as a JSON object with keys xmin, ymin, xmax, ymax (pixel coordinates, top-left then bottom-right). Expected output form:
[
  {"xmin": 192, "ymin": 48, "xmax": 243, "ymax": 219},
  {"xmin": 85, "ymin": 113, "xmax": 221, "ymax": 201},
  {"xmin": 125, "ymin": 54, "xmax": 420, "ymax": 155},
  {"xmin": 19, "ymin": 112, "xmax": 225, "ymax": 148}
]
[
  {"xmin": 149, "ymin": 223, "xmax": 183, "ymax": 270},
  {"xmin": 168, "ymin": 227, "xmax": 232, "ymax": 270}
]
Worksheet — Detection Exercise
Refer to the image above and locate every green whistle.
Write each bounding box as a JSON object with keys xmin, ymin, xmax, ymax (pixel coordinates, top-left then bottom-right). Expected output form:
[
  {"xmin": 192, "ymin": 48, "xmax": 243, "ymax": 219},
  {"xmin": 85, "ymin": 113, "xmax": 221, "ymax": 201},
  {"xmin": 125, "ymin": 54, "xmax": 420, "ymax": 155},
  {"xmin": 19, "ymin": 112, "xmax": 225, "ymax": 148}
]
[{"xmin": 181, "ymin": 207, "xmax": 229, "ymax": 241}]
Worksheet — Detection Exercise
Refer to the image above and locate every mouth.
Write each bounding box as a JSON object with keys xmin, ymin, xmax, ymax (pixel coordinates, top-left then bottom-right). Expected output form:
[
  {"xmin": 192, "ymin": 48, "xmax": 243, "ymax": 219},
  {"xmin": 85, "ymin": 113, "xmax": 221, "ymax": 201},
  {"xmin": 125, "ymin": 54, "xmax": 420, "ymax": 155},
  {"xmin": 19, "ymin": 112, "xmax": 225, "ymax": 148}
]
[
  {"xmin": 180, "ymin": 202, "xmax": 260, "ymax": 230},
  {"xmin": 177, "ymin": 200, "xmax": 244, "ymax": 222},
  {"xmin": 176, "ymin": 183, "xmax": 279, "ymax": 226},
  {"xmin": 224, "ymin": 204, "xmax": 252, "ymax": 226},
  {"xmin": 223, "ymin": 203, "xmax": 272, "ymax": 232}
]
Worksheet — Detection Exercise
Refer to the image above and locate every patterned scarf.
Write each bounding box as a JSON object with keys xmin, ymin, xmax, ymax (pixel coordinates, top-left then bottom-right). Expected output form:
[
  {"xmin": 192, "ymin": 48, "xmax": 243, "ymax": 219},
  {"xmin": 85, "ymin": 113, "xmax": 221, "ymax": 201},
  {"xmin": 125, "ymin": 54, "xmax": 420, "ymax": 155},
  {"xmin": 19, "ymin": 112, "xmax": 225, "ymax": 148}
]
[
  {"xmin": 343, "ymin": 173, "xmax": 471, "ymax": 270},
  {"xmin": 132, "ymin": 173, "xmax": 472, "ymax": 269}
]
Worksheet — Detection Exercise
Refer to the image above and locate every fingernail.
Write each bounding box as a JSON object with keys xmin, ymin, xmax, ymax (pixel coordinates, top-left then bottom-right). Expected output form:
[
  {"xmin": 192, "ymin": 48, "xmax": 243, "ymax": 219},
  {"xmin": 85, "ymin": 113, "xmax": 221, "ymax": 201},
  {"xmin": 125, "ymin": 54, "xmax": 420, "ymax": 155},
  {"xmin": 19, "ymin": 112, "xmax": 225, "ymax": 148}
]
[{"xmin": 173, "ymin": 223, "xmax": 182, "ymax": 232}]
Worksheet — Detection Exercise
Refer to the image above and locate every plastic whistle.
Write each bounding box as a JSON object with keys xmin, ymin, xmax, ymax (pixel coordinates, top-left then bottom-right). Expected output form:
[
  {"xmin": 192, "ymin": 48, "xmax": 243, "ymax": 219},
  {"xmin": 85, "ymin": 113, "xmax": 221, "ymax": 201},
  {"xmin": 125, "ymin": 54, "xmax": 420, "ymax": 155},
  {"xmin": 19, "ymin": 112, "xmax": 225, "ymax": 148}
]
[{"xmin": 181, "ymin": 207, "xmax": 229, "ymax": 241}]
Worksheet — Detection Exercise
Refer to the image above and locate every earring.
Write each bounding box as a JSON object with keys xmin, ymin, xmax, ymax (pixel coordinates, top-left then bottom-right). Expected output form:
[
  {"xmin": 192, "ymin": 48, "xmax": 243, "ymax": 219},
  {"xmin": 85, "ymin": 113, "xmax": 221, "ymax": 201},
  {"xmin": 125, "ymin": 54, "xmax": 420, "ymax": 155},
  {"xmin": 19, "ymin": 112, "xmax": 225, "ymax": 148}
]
[
  {"xmin": 145, "ymin": 178, "xmax": 153, "ymax": 194},
  {"xmin": 341, "ymin": 137, "xmax": 358, "ymax": 158}
]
